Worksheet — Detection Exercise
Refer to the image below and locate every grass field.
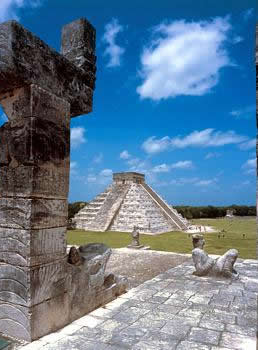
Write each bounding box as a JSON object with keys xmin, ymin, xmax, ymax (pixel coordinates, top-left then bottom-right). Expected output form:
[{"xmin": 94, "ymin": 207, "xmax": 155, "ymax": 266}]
[{"xmin": 67, "ymin": 217, "xmax": 257, "ymax": 259}]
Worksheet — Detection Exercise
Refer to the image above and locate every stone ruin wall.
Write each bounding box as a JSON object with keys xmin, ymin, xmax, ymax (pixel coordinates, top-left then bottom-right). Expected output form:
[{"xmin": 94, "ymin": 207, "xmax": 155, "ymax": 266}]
[{"xmin": 0, "ymin": 18, "xmax": 127, "ymax": 342}]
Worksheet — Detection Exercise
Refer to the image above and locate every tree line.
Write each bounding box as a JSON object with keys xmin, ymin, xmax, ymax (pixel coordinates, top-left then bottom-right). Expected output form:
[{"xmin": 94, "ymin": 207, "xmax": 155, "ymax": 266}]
[
  {"xmin": 69, "ymin": 202, "xmax": 256, "ymax": 220},
  {"xmin": 68, "ymin": 202, "xmax": 87, "ymax": 219},
  {"xmin": 174, "ymin": 205, "xmax": 256, "ymax": 219}
]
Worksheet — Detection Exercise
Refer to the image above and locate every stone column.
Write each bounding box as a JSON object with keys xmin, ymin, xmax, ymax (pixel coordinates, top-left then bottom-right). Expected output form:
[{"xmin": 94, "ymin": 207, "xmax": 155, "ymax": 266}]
[
  {"xmin": 0, "ymin": 17, "xmax": 97, "ymax": 341},
  {"xmin": 0, "ymin": 85, "xmax": 71, "ymax": 341}
]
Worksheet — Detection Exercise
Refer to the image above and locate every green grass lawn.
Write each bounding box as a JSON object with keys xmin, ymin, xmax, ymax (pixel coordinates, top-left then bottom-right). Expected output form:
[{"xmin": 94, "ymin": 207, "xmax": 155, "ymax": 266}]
[{"xmin": 67, "ymin": 217, "xmax": 257, "ymax": 259}]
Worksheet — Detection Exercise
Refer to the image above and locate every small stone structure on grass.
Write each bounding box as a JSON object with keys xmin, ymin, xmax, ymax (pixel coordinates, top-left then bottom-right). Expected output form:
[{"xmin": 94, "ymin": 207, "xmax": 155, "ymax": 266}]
[
  {"xmin": 0, "ymin": 18, "xmax": 127, "ymax": 342},
  {"xmin": 192, "ymin": 234, "xmax": 239, "ymax": 279},
  {"xmin": 73, "ymin": 172, "xmax": 189, "ymax": 233},
  {"xmin": 127, "ymin": 226, "xmax": 150, "ymax": 250},
  {"xmin": 225, "ymin": 209, "xmax": 234, "ymax": 218}
]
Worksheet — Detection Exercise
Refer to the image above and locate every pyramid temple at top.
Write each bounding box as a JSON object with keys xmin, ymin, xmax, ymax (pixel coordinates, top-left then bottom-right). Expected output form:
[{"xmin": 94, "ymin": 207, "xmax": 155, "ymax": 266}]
[{"xmin": 73, "ymin": 172, "xmax": 189, "ymax": 234}]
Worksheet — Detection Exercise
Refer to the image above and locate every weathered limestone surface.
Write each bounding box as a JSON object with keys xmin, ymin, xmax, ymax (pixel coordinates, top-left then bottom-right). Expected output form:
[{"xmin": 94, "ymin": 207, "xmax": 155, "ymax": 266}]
[
  {"xmin": 0, "ymin": 19, "xmax": 96, "ymax": 117},
  {"xmin": 74, "ymin": 172, "xmax": 188, "ymax": 233},
  {"xmin": 0, "ymin": 18, "xmax": 127, "ymax": 342},
  {"xmin": 18, "ymin": 258, "xmax": 258, "ymax": 350},
  {"xmin": 192, "ymin": 234, "xmax": 239, "ymax": 279},
  {"xmin": 256, "ymin": 25, "xmax": 258, "ymax": 262}
]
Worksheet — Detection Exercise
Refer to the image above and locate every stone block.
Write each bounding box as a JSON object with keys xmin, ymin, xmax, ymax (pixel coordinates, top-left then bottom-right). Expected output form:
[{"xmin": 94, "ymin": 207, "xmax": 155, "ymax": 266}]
[
  {"xmin": 0, "ymin": 259, "xmax": 68, "ymax": 307},
  {"xmin": 0, "ymin": 114, "xmax": 69, "ymax": 167},
  {"xmin": 0, "ymin": 21, "xmax": 95, "ymax": 116},
  {"xmin": 30, "ymin": 227, "xmax": 67, "ymax": 265},
  {"xmin": 0, "ymin": 292, "xmax": 70, "ymax": 342},
  {"xmin": 31, "ymin": 292, "xmax": 70, "ymax": 341},
  {"xmin": 0, "ymin": 165, "xmax": 70, "ymax": 199},
  {"xmin": 0, "ymin": 85, "xmax": 70, "ymax": 125},
  {"xmin": 0, "ymin": 302, "xmax": 31, "ymax": 341},
  {"xmin": 0, "ymin": 198, "xmax": 67, "ymax": 229},
  {"xmin": 0, "ymin": 227, "xmax": 66, "ymax": 266},
  {"xmin": 61, "ymin": 18, "xmax": 96, "ymax": 73}
]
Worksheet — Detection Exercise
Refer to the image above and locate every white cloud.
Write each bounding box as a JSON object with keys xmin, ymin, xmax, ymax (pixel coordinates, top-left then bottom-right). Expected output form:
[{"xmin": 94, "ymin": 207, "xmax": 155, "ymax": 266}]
[
  {"xmin": 232, "ymin": 36, "xmax": 243, "ymax": 44},
  {"xmin": 138, "ymin": 160, "xmax": 193, "ymax": 173},
  {"xmin": 87, "ymin": 174, "xmax": 97, "ymax": 183},
  {"xmin": 137, "ymin": 16, "xmax": 234, "ymax": 100},
  {"xmin": 85, "ymin": 168, "xmax": 113, "ymax": 186},
  {"xmin": 170, "ymin": 129, "xmax": 246, "ymax": 148},
  {"xmin": 243, "ymin": 8, "xmax": 254, "ymax": 21},
  {"xmin": 142, "ymin": 136, "xmax": 171, "ymax": 154},
  {"xmin": 171, "ymin": 160, "xmax": 193, "ymax": 169},
  {"xmin": 127, "ymin": 157, "xmax": 141, "ymax": 167},
  {"xmin": 194, "ymin": 179, "xmax": 217, "ymax": 187},
  {"xmin": 152, "ymin": 160, "xmax": 193, "ymax": 173},
  {"xmin": 242, "ymin": 158, "xmax": 256, "ymax": 175},
  {"xmin": 241, "ymin": 180, "xmax": 251, "ymax": 186},
  {"xmin": 99, "ymin": 169, "xmax": 113, "ymax": 177},
  {"xmin": 70, "ymin": 161, "xmax": 78, "ymax": 175},
  {"xmin": 152, "ymin": 164, "xmax": 170, "ymax": 173},
  {"xmin": 242, "ymin": 158, "xmax": 256, "ymax": 169},
  {"xmin": 238, "ymin": 139, "xmax": 256, "ymax": 150},
  {"xmin": 102, "ymin": 18, "xmax": 125, "ymax": 67},
  {"xmin": 170, "ymin": 177, "xmax": 199, "ymax": 186},
  {"xmin": 120, "ymin": 150, "xmax": 131, "ymax": 159},
  {"xmin": 71, "ymin": 127, "xmax": 87, "ymax": 148},
  {"xmin": 142, "ymin": 129, "xmax": 247, "ymax": 154},
  {"xmin": 93, "ymin": 153, "xmax": 103, "ymax": 164},
  {"xmin": 0, "ymin": 0, "xmax": 42, "ymax": 22},
  {"xmin": 70, "ymin": 161, "xmax": 77, "ymax": 169},
  {"xmin": 205, "ymin": 152, "xmax": 221, "ymax": 159},
  {"xmin": 230, "ymin": 105, "xmax": 255, "ymax": 119},
  {"xmin": 170, "ymin": 176, "xmax": 217, "ymax": 187}
]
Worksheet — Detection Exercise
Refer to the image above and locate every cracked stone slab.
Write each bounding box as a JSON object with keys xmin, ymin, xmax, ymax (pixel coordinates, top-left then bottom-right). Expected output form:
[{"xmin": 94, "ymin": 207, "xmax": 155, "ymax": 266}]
[
  {"xmin": 17, "ymin": 258, "xmax": 258, "ymax": 349},
  {"xmin": 176, "ymin": 340, "xmax": 210, "ymax": 350},
  {"xmin": 188, "ymin": 327, "xmax": 220, "ymax": 345},
  {"xmin": 159, "ymin": 319, "xmax": 190, "ymax": 339},
  {"xmin": 131, "ymin": 339, "xmax": 178, "ymax": 350}
]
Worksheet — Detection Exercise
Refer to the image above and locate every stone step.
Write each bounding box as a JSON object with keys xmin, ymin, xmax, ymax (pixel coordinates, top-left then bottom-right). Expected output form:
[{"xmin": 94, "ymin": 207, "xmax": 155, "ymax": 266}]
[{"xmin": 141, "ymin": 183, "xmax": 188, "ymax": 230}]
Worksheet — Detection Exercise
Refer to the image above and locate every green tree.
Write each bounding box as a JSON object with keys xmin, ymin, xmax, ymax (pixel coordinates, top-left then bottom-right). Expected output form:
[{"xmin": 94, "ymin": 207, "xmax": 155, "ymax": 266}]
[{"xmin": 68, "ymin": 202, "xmax": 87, "ymax": 219}]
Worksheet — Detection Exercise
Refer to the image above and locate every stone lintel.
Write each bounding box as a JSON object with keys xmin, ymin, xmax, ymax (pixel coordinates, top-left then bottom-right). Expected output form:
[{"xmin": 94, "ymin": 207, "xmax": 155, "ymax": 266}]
[{"xmin": 0, "ymin": 20, "xmax": 96, "ymax": 117}]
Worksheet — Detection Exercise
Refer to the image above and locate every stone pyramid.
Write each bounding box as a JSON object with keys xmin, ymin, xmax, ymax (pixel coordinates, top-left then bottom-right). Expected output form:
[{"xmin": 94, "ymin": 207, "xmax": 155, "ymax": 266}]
[{"xmin": 73, "ymin": 172, "xmax": 188, "ymax": 234}]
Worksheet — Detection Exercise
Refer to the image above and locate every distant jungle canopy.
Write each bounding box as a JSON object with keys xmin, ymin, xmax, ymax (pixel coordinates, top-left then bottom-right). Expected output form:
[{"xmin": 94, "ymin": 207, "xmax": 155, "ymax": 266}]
[
  {"xmin": 68, "ymin": 202, "xmax": 256, "ymax": 220},
  {"xmin": 174, "ymin": 205, "xmax": 256, "ymax": 219}
]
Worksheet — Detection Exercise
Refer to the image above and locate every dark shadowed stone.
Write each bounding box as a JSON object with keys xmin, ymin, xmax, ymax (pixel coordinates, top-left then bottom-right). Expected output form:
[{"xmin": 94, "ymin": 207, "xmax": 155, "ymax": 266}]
[
  {"xmin": 104, "ymin": 273, "xmax": 116, "ymax": 288},
  {"xmin": 0, "ymin": 17, "xmax": 129, "ymax": 342},
  {"xmin": 68, "ymin": 247, "xmax": 83, "ymax": 266},
  {"xmin": 0, "ymin": 20, "xmax": 95, "ymax": 117}
]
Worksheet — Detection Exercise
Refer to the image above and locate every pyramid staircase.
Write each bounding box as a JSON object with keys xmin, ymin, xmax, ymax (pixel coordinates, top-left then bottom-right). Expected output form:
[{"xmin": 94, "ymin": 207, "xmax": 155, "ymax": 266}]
[
  {"xmin": 73, "ymin": 186, "xmax": 112, "ymax": 230},
  {"xmin": 141, "ymin": 183, "xmax": 188, "ymax": 230},
  {"xmin": 73, "ymin": 184, "xmax": 131, "ymax": 231},
  {"xmin": 73, "ymin": 172, "xmax": 189, "ymax": 234}
]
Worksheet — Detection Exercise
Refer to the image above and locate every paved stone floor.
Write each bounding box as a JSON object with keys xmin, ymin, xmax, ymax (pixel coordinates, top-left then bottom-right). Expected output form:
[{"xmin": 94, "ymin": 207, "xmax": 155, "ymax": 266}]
[{"xmin": 19, "ymin": 258, "xmax": 258, "ymax": 350}]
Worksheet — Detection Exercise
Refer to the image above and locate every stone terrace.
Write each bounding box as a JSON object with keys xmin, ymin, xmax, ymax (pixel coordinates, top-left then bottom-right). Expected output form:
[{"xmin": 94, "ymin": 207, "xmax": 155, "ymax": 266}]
[{"xmin": 18, "ymin": 257, "xmax": 258, "ymax": 350}]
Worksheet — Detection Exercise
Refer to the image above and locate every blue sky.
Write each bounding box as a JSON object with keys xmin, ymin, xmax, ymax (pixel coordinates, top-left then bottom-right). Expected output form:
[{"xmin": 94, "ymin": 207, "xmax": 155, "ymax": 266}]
[{"xmin": 0, "ymin": 0, "xmax": 257, "ymax": 206}]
